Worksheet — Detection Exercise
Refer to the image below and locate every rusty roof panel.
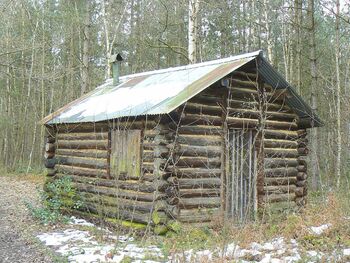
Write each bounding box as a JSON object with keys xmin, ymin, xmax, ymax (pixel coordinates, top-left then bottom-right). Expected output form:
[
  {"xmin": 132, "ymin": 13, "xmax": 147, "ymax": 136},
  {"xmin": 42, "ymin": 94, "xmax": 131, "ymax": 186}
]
[{"xmin": 45, "ymin": 51, "xmax": 259, "ymax": 124}]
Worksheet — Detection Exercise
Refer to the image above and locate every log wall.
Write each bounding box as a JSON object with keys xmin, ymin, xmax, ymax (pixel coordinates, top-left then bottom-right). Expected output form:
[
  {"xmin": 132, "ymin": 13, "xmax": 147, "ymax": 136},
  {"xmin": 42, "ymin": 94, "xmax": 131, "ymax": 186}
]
[{"xmin": 44, "ymin": 118, "xmax": 172, "ymax": 227}]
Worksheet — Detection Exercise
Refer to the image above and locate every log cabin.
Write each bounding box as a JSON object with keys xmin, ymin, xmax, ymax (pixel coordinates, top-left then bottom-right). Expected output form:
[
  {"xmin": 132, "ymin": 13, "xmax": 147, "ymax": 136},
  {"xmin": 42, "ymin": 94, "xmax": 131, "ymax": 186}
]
[{"xmin": 41, "ymin": 50, "xmax": 322, "ymax": 232}]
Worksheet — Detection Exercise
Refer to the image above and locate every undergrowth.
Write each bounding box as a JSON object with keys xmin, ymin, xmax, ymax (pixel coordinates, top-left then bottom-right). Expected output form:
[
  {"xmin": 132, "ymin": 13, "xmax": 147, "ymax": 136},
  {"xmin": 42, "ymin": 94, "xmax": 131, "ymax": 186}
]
[{"xmin": 25, "ymin": 176, "xmax": 83, "ymax": 225}]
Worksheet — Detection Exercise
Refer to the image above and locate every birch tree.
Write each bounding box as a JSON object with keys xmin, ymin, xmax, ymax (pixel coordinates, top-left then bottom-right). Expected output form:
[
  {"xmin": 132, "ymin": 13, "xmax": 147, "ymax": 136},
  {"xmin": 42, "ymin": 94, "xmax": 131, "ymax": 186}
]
[{"xmin": 188, "ymin": 0, "xmax": 200, "ymax": 63}]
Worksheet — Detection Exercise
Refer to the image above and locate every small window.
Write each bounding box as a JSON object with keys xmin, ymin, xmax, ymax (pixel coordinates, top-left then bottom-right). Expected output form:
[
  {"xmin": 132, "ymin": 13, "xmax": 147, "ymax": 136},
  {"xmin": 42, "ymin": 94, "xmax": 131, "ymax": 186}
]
[{"xmin": 110, "ymin": 130, "xmax": 141, "ymax": 178}]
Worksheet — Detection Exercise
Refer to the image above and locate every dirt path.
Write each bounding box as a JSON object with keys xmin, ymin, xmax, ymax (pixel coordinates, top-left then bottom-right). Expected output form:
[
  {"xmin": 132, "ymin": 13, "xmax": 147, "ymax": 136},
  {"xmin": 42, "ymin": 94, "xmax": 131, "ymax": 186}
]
[{"xmin": 0, "ymin": 175, "xmax": 54, "ymax": 263}]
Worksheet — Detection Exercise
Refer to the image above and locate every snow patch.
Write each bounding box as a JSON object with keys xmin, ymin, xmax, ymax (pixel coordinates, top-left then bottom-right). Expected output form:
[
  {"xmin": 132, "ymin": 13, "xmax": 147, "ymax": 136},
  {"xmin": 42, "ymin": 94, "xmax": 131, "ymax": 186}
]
[{"xmin": 309, "ymin": 224, "xmax": 332, "ymax": 235}]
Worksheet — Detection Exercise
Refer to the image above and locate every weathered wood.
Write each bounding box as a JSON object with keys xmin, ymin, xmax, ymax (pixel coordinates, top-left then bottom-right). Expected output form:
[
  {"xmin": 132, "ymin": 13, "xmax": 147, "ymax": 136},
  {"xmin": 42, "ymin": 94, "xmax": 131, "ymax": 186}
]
[
  {"xmin": 176, "ymin": 156, "xmax": 221, "ymax": 168},
  {"xmin": 56, "ymin": 132, "xmax": 108, "ymax": 141},
  {"xmin": 167, "ymin": 167, "xmax": 221, "ymax": 178},
  {"xmin": 228, "ymin": 108, "xmax": 297, "ymax": 122},
  {"xmin": 185, "ymin": 103, "xmax": 222, "ymax": 116},
  {"xmin": 57, "ymin": 140, "xmax": 108, "ymax": 150},
  {"xmin": 179, "ymin": 188, "xmax": 220, "ymax": 198},
  {"xmin": 180, "ymin": 113, "xmax": 222, "ymax": 126},
  {"xmin": 177, "ymin": 144, "xmax": 221, "ymax": 157},
  {"xmin": 56, "ymin": 164, "xmax": 108, "ymax": 178},
  {"xmin": 176, "ymin": 134, "xmax": 221, "ymax": 146},
  {"xmin": 56, "ymin": 155, "xmax": 107, "ymax": 169},
  {"xmin": 264, "ymin": 158, "xmax": 299, "ymax": 168},
  {"xmin": 168, "ymin": 177, "xmax": 221, "ymax": 189},
  {"xmin": 178, "ymin": 197, "xmax": 221, "ymax": 209},
  {"xmin": 177, "ymin": 208, "xmax": 219, "ymax": 223},
  {"xmin": 44, "ymin": 158, "xmax": 56, "ymax": 168},
  {"xmin": 264, "ymin": 148, "xmax": 298, "ymax": 158},
  {"xmin": 80, "ymin": 202, "xmax": 151, "ymax": 224},
  {"xmin": 264, "ymin": 185, "xmax": 296, "ymax": 194},
  {"xmin": 174, "ymin": 125, "xmax": 222, "ymax": 135},
  {"xmin": 264, "ymin": 167, "xmax": 298, "ymax": 177},
  {"xmin": 74, "ymin": 182, "xmax": 166, "ymax": 202},
  {"xmin": 45, "ymin": 143, "xmax": 55, "ymax": 152},
  {"xmin": 297, "ymin": 165, "xmax": 307, "ymax": 172},
  {"xmin": 226, "ymin": 117, "xmax": 297, "ymax": 130},
  {"xmin": 297, "ymin": 147, "xmax": 309, "ymax": 156},
  {"xmin": 56, "ymin": 149, "xmax": 108, "ymax": 159},
  {"xmin": 229, "ymin": 99, "xmax": 292, "ymax": 113},
  {"xmin": 264, "ymin": 177, "xmax": 298, "ymax": 185},
  {"xmin": 44, "ymin": 151, "xmax": 55, "ymax": 159},
  {"xmin": 297, "ymin": 172, "xmax": 307, "ymax": 180},
  {"xmin": 295, "ymin": 187, "xmax": 304, "ymax": 197},
  {"xmin": 296, "ymin": 180, "xmax": 307, "ymax": 187},
  {"xmin": 264, "ymin": 139, "xmax": 298, "ymax": 149},
  {"xmin": 264, "ymin": 129, "xmax": 298, "ymax": 140}
]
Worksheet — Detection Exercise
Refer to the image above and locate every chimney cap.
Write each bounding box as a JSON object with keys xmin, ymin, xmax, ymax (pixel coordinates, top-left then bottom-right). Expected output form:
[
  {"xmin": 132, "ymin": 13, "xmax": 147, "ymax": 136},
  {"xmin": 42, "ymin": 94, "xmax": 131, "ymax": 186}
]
[{"xmin": 111, "ymin": 53, "xmax": 123, "ymax": 63}]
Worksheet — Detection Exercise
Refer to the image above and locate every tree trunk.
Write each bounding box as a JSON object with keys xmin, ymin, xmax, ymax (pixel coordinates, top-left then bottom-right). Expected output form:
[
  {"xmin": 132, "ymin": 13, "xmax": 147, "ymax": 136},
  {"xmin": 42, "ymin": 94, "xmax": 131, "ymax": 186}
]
[{"xmin": 188, "ymin": 0, "xmax": 200, "ymax": 63}]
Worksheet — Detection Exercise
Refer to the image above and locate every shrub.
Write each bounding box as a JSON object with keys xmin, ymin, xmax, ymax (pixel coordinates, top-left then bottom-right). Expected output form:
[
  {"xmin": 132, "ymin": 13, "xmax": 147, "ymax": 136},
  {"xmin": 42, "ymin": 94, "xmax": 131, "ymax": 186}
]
[{"xmin": 26, "ymin": 176, "xmax": 83, "ymax": 225}]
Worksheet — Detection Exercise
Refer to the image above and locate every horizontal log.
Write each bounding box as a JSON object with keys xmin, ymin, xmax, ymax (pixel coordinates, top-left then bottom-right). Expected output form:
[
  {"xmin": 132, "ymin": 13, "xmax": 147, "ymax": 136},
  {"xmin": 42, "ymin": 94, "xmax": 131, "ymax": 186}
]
[
  {"xmin": 264, "ymin": 177, "xmax": 297, "ymax": 186},
  {"xmin": 177, "ymin": 208, "xmax": 219, "ymax": 223},
  {"xmin": 177, "ymin": 144, "xmax": 221, "ymax": 158},
  {"xmin": 56, "ymin": 164, "xmax": 108, "ymax": 178},
  {"xmin": 56, "ymin": 132, "xmax": 108, "ymax": 141},
  {"xmin": 45, "ymin": 143, "xmax": 55, "ymax": 152},
  {"xmin": 56, "ymin": 155, "xmax": 108, "ymax": 169},
  {"xmin": 57, "ymin": 173, "xmax": 167, "ymax": 193},
  {"xmin": 231, "ymin": 71, "xmax": 257, "ymax": 80},
  {"xmin": 264, "ymin": 129, "xmax": 298, "ymax": 140},
  {"xmin": 264, "ymin": 167, "xmax": 298, "ymax": 177},
  {"xmin": 178, "ymin": 197, "xmax": 221, "ymax": 209},
  {"xmin": 174, "ymin": 125, "xmax": 223, "ymax": 135},
  {"xmin": 167, "ymin": 167, "xmax": 221, "ymax": 178},
  {"xmin": 74, "ymin": 182, "xmax": 166, "ymax": 202},
  {"xmin": 264, "ymin": 185, "xmax": 296, "ymax": 194},
  {"xmin": 229, "ymin": 86, "xmax": 287, "ymax": 102},
  {"xmin": 179, "ymin": 188, "xmax": 220, "ymax": 198},
  {"xmin": 80, "ymin": 202, "xmax": 151, "ymax": 224},
  {"xmin": 229, "ymin": 99, "xmax": 292, "ymax": 113},
  {"xmin": 56, "ymin": 149, "xmax": 108, "ymax": 159},
  {"xmin": 227, "ymin": 117, "xmax": 297, "ymax": 130},
  {"xmin": 228, "ymin": 108, "xmax": 297, "ymax": 122},
  {"xmin": 264, "ymin": 139, "xmax": 298, "ymax": 149},
  {"xmin": 176, "ymin": 134, "xmax": 221, "ymax": 146},
  {"xmin": 176, "ymin": 177, "xmax": 221, "ymax": 188},
  {"xmin": 264, "ymin": 158, "xmax": 298, "ymax": 169},
  {"xmin": 180, "ymin": 113, "xmax": 222, "ymax": 126},
  {"xmin": 262, "ymin": 193, "xmax": 296, "ymax": 203},
  {"xmin": 189, "ymin": 95, "xmax": 224, "ymax": 106},
  {"xmin": 185, "ymin": 102, "xmax": 222, "ymax": 116},
  {"xmin": 81, "ymin": 192, "xmax": 165, "ymax": 213},
  {"xmin": 175, "ymin": 156, "xmax": 221, "ymax": 168},
  {"xmin": 55, "ymin": 122, "xmax": 110, "ymax": 133},
  {"xmin": 57, "ymin": 140, "xmax": 108, "ymax": 150},
  {"xmin": 264, "ymin": 148, "xmax": 298, "ymax": 158}
]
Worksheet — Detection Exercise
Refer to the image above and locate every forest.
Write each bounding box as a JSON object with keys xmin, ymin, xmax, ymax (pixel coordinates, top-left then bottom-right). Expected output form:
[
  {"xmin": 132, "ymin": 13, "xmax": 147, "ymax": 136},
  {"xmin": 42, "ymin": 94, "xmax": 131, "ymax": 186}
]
[{"xmin": 0, "ymin": 0, "xmax": 349, "ymax": 189}]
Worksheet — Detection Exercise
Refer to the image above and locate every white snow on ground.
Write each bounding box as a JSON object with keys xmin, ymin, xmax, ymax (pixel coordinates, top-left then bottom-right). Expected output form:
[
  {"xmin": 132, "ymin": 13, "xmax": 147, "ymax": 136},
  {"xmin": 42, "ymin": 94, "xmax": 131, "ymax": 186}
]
[
  {"xmin": 309, "ymin": 223, "xmax": 332, "ymax": 235},
  {"xmin": 37, "ymin": 217, "xmax": 350, "ymax": 263}
]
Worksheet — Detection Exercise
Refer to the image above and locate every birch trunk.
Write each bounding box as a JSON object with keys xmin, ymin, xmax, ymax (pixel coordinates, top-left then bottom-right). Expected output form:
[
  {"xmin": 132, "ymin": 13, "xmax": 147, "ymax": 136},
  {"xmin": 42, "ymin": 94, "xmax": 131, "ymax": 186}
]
[{"xmin": 188, "ymin": 0, "xmax": 200, "ymax": 64}]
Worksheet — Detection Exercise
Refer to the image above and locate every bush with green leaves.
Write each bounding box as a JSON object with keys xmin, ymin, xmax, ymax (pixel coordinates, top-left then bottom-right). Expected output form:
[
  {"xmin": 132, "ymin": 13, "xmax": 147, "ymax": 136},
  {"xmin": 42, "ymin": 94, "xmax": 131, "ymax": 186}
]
[{"xmin": 26, "ymin": 176, "xmax": 83, "ymax": 225}]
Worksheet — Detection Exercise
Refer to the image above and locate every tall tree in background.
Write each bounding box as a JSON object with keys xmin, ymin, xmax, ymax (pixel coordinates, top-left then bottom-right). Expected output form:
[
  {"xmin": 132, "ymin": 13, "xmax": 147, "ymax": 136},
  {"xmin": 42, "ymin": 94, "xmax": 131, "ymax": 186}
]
[
  {"xmin": 188, "ymin": 0, "xmax": 200, "ymax": 63},
  {"xmin": 335, "ymin": 0, "xmax": 342, "ymax": 188},
  {"xmin": 308, "ymin": 0, "xmax": 320, "ymax": 190}
]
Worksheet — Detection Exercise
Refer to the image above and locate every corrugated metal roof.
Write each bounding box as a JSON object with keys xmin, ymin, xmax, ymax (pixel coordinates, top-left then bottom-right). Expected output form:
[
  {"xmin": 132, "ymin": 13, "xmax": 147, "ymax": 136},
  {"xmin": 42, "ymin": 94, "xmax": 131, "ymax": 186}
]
[
  {"xmin": 43, "ymin": 50, "xmax": 321, "ymax": 128},
  {"xmin": 43, "ymin": 51, "xmax": 259, "ymax": 124}
]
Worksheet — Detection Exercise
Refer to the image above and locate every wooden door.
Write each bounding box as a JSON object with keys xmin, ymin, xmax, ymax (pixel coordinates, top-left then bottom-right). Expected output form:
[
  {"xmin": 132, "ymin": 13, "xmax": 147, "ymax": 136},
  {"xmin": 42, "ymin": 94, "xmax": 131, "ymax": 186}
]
[
  {"xmin": 226, "ymin": 129, "xmax": 257, "ymax": 222},
  {"xmin": 110, "ymin": 130, "xmax": 141, "ymax": 178}
]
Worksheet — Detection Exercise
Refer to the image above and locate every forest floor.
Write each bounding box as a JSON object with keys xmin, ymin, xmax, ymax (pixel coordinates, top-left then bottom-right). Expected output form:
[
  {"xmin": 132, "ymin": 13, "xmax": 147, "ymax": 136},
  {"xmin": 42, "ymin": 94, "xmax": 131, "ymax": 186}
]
[{"xmin": 1, "ymin": 173, "xmax": 350, "ymax": 263}]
